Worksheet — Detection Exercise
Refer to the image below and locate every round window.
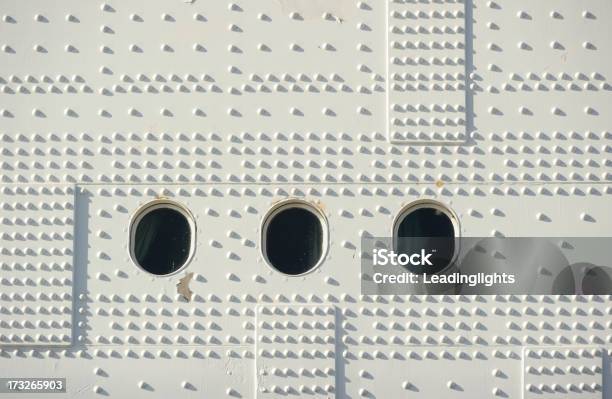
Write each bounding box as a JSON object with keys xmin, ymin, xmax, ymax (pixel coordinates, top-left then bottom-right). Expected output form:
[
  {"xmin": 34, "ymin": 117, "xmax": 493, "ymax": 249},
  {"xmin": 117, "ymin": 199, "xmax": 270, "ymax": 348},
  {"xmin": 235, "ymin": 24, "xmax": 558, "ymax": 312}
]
[
  {"xmin": 262, "ymin": 201, "xmax": 327, "ymax": 276},
  {"xmin": 129, "ymin": 201, "xmax": 195, "ymax": 276},
  {"xmin": 393, "ymin": 201, "xmax": 458, "ymax": 274}
]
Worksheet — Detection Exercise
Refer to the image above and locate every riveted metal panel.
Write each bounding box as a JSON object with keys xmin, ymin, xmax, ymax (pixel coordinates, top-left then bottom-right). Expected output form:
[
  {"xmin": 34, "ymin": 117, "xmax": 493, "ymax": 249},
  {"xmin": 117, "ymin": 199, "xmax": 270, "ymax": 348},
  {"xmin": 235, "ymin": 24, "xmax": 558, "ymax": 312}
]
[
  {"xmin": 0, "ymin": 185, "xmax": 74, "ymax": 346},
  {"xmin": 256, "ymin": 304, "xmax": 336, "ymax": 398},
  {"xmin": 387, "ymin": 0, "xmax": 467, "ymax": 144},
  {"xmin": 0, "ymin": 0, "xmax": 611, "ymax": 397},
  {"xmin": 523, "ymin": 347, "xmax": 603, "ymax": 398},
  {"xmin": 0, "ymin": 348, "xmax": 253, "ymax": 398}
]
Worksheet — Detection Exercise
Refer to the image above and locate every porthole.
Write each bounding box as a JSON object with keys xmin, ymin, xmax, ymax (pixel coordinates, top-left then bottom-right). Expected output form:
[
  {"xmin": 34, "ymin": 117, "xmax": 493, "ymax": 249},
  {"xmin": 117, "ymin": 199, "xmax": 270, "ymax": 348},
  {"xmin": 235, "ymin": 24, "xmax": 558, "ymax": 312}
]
[
  {"xmin": 262, "ymin": 200, "xmax": 328, "ymax": 276},
  {"xmin": 129, "ymin": 200, "xmax": 195, "ymax": 276},
  {"xmin": 393, "ymin": 201, "xmax": 458, "ymax": 274}
]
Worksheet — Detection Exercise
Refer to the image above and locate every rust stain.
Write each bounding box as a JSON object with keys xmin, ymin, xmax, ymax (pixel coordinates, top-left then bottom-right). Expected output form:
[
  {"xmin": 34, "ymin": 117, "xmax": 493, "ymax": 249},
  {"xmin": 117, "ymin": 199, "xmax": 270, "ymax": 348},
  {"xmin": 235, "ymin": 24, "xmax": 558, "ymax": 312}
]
[
  {"xmin": 435, "ymin": 180, "xmax": 444, "ymax": 188},
  {"xmin": 314, "ymin": 199, "xmax": 326, "ymax": 212}
]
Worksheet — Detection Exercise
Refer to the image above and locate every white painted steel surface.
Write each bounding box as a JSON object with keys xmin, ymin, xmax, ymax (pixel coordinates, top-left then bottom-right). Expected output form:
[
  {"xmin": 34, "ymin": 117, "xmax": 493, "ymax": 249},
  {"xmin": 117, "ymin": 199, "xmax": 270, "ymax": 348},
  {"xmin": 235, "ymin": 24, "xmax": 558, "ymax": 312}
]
[{"xmin": 1, "ymin": 0, "xmax": 611, "ymax": 397}]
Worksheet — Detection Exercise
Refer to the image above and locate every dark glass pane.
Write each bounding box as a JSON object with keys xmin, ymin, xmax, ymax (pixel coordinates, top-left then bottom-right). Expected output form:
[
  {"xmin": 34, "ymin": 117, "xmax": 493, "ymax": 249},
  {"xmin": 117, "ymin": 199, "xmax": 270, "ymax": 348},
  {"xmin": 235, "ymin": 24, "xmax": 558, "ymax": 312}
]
[
  {"xmin": 581, "ymin": 265, "xmax": 612, "ymax": 294},
  {"xmin": 266, "ymin": 207, "xmax": 323, "ymax": 275},
  {"xmin": 396, "ymin": 207, "xmax": 455, "ymax": 274},
  {"xmin": 134, "ymin": 207, "xmax": 191, "ymax": 275}
]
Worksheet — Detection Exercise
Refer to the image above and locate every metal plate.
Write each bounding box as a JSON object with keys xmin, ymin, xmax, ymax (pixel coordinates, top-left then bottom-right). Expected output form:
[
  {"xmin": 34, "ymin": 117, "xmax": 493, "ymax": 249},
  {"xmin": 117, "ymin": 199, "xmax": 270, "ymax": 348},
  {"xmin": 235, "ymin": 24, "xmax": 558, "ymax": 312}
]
[
  {"xmin": 0, "ymin": 0, "xmax": 611, "ymax": 397},
  {"xmin": 0, "ymin": 185, "xmax": 73, "ymax": 347},
  {"xmin": 523, "ymin": 347, "xmax": 603, "ymax": 398},
  {"xmin": 256, "ymin": 304, "xmax": 335, "ymax": 398}
]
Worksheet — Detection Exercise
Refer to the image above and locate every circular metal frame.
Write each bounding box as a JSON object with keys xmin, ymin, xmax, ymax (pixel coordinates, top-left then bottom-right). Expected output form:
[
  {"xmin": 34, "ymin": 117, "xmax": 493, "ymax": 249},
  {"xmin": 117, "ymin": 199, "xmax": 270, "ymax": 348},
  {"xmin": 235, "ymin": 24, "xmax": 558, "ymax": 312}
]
[
  {"xmin": 392, "ymin": 199, "xmax": 461, "ymax": 272},
  {"xmin": 128, "ymin": 199, "xmax": 196, "ymax": 277},
  {"xmin": 260, "ymin": 199, "xmax": 329, "ymax": 277}
]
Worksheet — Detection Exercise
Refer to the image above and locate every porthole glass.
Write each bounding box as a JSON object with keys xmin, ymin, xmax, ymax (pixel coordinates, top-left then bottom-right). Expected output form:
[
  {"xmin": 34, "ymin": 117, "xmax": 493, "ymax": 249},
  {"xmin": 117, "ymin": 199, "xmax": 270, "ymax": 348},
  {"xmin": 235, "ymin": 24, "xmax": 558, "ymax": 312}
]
[
  {"xmin": 394, "ymin": 202, "xmax": 457, "ymax": 274},
  {"xmin": 130, "ymin": 201, "xmax": 195, "ymax": 276},
  {"xmin": 262, "ymin": 202, "xmax": 327, "ymax": 276}
]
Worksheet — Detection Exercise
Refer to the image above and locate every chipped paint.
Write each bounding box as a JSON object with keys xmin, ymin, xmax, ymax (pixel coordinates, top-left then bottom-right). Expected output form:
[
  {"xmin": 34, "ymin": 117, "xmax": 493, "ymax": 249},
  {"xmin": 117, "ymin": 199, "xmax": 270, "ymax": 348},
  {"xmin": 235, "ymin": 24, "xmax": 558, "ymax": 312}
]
[{"xmin": 176, "ymin": 272, "xmax": 194, "ymax": 301}]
